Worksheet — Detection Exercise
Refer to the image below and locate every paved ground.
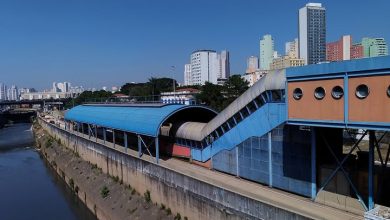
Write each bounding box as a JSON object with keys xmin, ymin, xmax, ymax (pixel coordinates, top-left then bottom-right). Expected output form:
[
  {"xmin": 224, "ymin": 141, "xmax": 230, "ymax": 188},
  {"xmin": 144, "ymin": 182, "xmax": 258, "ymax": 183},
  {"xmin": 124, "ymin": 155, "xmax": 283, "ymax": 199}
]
[{"xmin": 62, "ymin": 124, "xmax": 364, "ymax": 220}]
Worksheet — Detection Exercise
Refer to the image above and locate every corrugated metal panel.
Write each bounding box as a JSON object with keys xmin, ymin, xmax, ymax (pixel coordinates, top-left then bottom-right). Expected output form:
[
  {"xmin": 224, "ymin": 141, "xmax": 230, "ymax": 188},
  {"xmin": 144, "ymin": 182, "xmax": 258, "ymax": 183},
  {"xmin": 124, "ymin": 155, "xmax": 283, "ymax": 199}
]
[
  {"xmin": 200, "ymin": 69, "xmax": 286, "ymax": 139},
  {"xmin": 65, "ymin": 104, "xmax": 207, "ymax": 137},
  {"xmin": 175, "ymin": 122, "xmax": 206, "ymax": 140}
]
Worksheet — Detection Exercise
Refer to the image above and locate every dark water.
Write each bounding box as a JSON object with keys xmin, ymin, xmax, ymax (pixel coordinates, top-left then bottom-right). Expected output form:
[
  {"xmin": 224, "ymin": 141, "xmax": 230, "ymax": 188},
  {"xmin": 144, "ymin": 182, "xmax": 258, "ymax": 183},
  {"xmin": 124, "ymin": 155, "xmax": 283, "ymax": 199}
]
[{"xmin": 0, "ymin": 124, "xmax": 96, "ymax": 220}]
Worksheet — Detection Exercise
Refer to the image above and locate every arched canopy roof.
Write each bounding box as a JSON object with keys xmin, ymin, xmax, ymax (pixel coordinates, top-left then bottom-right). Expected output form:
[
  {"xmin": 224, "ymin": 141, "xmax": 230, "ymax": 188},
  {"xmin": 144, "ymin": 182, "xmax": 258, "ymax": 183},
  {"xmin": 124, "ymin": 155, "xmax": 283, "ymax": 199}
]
[{"xmin": 65, "ymin": 104, "xmax": 216, "ymax": 137}]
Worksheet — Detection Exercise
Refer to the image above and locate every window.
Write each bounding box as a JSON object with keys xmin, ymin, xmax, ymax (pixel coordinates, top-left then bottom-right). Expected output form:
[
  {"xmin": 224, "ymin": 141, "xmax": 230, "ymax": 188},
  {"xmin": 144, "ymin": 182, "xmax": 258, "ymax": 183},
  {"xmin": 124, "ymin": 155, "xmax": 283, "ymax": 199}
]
[
  {"xmin": 234, "ymin": 112, "xmax": 243, "ymax": 124},
  {"xmin": 293, "ymin": 88, "xmax": 303, "ymax": 100},
  {"xmin": 216, "ymin": 127, "xmax": 224, "ymax": 137},
  {"xmin": 222, "ymin": 122, "xmax": 230, "ymax": 133},
  {"xmin": 227, "ymin": 117, "xmax": 236, "ymax": 128},
  {"xmin": 240, "ymin": 107, "xmax": 250, "ymax": 118},
  {"xmin": 355, "ymin": 84, "xmax": 369, "ymax": 99},
  {"xmin": 255, "ymin": 94, "xmax": 265, "ymax": 107},
  {"xmin": 247, "ymin": 101, "xmax": 257, "ymax": 113},
  {"xmin": 314, "ymin": 87, "xmax": 326, "ymax": 100},
  {"xmin": 387, "ymin": 85, "xmax": 390, "ymax": 98},
  {"xmin": 271, "ymin": 90, "xmax": 282, "ymax": 101},
  {"xmin": 331, "ymin": 86, "xmax": 344, "ymax": 99}
]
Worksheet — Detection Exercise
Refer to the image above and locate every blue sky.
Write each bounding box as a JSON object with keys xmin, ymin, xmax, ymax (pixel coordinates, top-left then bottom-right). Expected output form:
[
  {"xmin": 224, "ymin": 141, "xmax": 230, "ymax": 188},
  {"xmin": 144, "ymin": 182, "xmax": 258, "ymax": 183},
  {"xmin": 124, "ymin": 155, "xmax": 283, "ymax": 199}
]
[{"xmin": 1, "ymin": 0, "xmax": 389, "ymax": 90}]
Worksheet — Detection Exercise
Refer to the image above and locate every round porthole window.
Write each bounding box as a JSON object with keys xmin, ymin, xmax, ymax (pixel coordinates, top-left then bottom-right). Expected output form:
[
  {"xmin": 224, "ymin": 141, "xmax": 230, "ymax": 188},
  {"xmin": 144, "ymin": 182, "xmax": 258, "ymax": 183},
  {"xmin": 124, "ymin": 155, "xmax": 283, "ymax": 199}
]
[
  {"xmin": 331, "ymin": 86, "xmax": 344, "ymax": 100},
  {"xmin": 355, "ymin": 84, "xmax": 370, "ymax": 99},
  {"xmin": 387, "ymin": 85, "xmax": 390, "ymax": 98},
  {"xmin": 293, "ymin": 88, "xmax": 303, "ymax": 100},
  {"xmin": 314, "ymin": 87, "xmax": 326, "ymax": 100}
]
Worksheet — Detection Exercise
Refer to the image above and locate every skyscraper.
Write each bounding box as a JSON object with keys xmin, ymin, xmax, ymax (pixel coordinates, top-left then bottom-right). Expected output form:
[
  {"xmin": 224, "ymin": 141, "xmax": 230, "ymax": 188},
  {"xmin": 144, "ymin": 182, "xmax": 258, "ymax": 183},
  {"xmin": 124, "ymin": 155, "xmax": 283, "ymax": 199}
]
[
  {"xmin": 299, "ymin": 3, "xmax": 326, "ymax": 65},
  {"xmin": 259, "ymin": 34, "xmax": 274, "ymax": 70},
  {"xmin": 183, "ymin": 64, "xmax": 192, "ymax": 85},
  {"xmin": 246, "ymin": 56, "xmax": 259, "ymax": 73},
  {"xmin": 0, "ymin": 83, "xmax": 7, "ymax": 101},
  {"xmin": 219, "ymin": 50, "xmax": 230, "ymax": 79},
  {"xmin": 361, "ymin": 37, "xmax": 388, "ymax": 57}
]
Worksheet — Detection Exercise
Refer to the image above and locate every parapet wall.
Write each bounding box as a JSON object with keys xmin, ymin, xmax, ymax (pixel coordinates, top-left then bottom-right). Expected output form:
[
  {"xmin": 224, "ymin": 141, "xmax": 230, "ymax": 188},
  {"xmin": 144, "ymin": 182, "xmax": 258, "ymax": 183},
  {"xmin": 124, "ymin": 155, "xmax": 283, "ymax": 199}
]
[{"xmin": 39, "ymin": 118, "xmax": 310, "ymax": 220}]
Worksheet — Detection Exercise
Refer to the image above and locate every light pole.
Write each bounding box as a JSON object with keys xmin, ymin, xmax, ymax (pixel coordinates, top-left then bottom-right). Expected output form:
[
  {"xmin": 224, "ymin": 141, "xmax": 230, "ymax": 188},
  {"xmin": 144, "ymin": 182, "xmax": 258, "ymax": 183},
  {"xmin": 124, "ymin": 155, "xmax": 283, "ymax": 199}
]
[{"xmin": 171, "ymin": 66, "xmax": 176, "ymax": 101}]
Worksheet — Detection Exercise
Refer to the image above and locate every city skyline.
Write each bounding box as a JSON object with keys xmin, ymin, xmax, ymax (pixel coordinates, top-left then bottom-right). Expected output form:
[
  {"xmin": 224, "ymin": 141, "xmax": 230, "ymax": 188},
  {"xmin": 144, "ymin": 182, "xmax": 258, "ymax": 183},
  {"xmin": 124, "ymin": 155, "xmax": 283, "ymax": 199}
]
[{"xmin": 1, "ymin": 0, "xmax": 390, "ymax": 89}]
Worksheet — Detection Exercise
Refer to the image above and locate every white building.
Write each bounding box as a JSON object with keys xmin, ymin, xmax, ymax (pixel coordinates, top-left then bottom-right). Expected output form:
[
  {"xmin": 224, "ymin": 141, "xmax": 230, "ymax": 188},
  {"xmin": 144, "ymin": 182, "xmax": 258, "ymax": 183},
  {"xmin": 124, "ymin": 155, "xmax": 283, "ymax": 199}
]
[
  {"xmin": 160, "ymin": 88, "xmax": 200, "ymax": 105},
  {"xmin": 183, "ymin": 64, "xmax": 192, "ymax": 85},
  {"xmin": 21, "ymin": 92, "xmax": 75, "ymax": 100},
  {"xmin": 246, "ymin": 56, "xmax": 259, "ymax": 73},
  {"xmin": 260, "ymin": 34, "xmax": 275, "ymax": 70},
  {"xmin": 242, "ymin": 70, "xmax": 268, "ymax": 87},
  {"xmin": 190, "ymin": 50, "xmax": 219, "ymax": 85},
  {"xmin": 286, "ymin": 38, "xmax": 299, "ymax": 58},
  {"xmin": 8, "ymin": 85, "xmax": 19, "ymax": 101},
  {"xmin": 188, "ymin": 49, "xmax": 230, "ymax": 85},
  {"xmin": 0, "ymin": 83, "xmax": 7, "ymax": 101},
  {"xmin": 53, "ymin": 82, "xmax": 71, "ymax": 93}
]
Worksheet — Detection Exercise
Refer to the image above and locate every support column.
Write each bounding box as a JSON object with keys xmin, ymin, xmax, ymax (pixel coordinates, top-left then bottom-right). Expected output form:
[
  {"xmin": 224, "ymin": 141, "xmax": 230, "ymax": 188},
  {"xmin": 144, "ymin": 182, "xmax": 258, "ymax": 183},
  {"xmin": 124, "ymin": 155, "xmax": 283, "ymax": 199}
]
[
  {"xmin": 268, "ymin": 132, "xmax": 273, "ymax": 187},
  {"xmin": 311, "ymin": 127, "xmax": 317, "ymax": 200},
  {"xmin": 81, "ymin": 123, "xmax": 84, "ymax": 135},
  {"xmin": 103, "ymin": 128, "xmax": 106, "ymax": 143},
  {"xmin": 236, "ymin": 146, "xmax": 239, "ymax": 177},
  {"xmin": 368, "ymin": 131, "xmax": 375, "ymax": 210},
  {"xmin": 138, "ymin": 135, "xmax": 142, "ymax": 157},
  {"xmin": 124, "ymin": 132, "xmax": 128, "ymax": 152},
  {"xmin": 95, "ymin": 126, "xmax": 98, "ymax": 142},
  {"xmin": 88, "ymin": 124, "xmax": 91, "ymax": 139},
  {"xmin": 113, "ymin": 130, "xmax": 115, "ymax": 148},
  {"xmin": 155, "ymin": 137, "xmax": 159, "ymax": 164}
]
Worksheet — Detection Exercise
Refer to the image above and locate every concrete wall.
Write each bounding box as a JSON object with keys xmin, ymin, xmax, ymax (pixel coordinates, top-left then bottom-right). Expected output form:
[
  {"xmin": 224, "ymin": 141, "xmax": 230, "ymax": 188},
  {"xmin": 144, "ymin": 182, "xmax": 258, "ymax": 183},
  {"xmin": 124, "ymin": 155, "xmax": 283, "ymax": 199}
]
[{"xmin": 39, "ymin": 119, "xmax": 310, "ymax": 220}]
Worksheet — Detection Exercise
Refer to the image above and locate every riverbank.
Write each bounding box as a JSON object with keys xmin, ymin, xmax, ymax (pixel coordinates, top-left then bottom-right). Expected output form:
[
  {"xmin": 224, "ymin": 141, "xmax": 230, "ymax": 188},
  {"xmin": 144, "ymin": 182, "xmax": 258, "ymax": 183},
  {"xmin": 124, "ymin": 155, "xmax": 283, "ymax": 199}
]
[{"xmin": 34, "ymin": 122, "xmax": 176, "ymax": 220}]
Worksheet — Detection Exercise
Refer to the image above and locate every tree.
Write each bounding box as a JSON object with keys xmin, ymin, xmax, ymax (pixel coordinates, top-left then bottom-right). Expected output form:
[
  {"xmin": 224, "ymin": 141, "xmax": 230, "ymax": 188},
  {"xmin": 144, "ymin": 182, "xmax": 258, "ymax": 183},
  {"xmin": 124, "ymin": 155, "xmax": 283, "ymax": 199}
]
[{"xmin": 196, "ymin": 82, "xmax": 225, "ymax": 111}]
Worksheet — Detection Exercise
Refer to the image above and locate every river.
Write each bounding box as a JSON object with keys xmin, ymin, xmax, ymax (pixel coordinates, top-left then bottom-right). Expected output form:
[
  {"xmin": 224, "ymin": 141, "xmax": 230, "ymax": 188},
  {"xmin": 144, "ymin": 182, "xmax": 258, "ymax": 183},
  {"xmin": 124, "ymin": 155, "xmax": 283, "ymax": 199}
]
[{"xmin": 0, "ymin": 123, "xmax": 96, "ymax": 220}]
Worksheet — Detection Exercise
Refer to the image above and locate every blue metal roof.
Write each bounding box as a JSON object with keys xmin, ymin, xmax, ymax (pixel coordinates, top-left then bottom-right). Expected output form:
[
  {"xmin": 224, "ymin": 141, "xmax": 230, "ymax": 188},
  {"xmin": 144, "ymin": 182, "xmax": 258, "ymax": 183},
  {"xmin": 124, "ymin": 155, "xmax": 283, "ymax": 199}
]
[
  {"xmin": 65, "ymin": 104, "xmax": 211, "ymax": 137},
  {"xmin": 286, "ymin": 56, "xmax": 390, "ymax": 79}
]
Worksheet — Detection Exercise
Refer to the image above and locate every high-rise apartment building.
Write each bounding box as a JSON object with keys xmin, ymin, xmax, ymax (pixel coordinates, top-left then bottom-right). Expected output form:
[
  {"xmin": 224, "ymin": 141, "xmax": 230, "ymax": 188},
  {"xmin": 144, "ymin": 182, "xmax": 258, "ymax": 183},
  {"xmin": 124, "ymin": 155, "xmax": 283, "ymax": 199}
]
[
  {"xmin": 187, "ymin": 50, "xmax": 230, "ymax": 85},
  {"xmin": 190, "ymin": 50, "xmax": 219, "ymax": 85},
  {"xmin": 219, "ymin": 50, "xmax": 230, "ymax": 79},
  {"xmin": 326, "ymin": 35, "xmax": 351, "ymax": 61},
  {"xmin": 246, "ymin": 56, "xmax": 259, "ymax": 73},
  {"xmin": 285, "ymin": 38, "xmax": 299, "ymax": 58},
  {"xmin": 0, "ymin": 83, "xmax": 7, "ymax": 101},
  {"xmin": 8, "ymin": 85, "xmax": 19, "ymax": 101},
  {"xmin": 361, "ymin": 37, "xmax": 388, "ymax": 58},
  {"xmin": 299, "ymin": 3, "xmax": 326, "ymax": 65},
  {"xmin": 183, "ymin": 64, "xmax": 192, "ymax": 85},
  {"xmin": 260, "ymin": 34, "xmax": 274, "ymax": 70},
  {"xmin": 351, "ymin": 44, "xmax": 364, "ymax": 59}
]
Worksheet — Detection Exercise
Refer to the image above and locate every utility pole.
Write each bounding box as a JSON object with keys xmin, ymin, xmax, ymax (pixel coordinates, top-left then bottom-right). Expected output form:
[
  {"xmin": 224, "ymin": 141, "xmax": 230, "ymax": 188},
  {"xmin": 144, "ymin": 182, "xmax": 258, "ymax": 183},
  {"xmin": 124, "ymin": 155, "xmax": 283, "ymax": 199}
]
[{"xmin": 171, "ymin": 66, "xmax": 176, "ymax": 101}]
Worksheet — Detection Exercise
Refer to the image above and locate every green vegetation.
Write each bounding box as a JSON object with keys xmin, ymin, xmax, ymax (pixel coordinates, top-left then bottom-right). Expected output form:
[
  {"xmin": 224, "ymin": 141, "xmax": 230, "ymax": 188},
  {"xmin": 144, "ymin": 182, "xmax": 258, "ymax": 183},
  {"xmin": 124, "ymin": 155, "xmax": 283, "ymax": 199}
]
[
  {"xmin": 166, "ymin": 208, "xmax": 172, "ymax": 215},
  {"xmin": 144, "ymin": 190, "xmax": 151, "ymax": 203},
  {"xmin": 174, "ymin": 213, "xmax": 182, "ymax": 220},
  {"xmin": 100, "ymin": 185, "xmax": 110, "ymax": 198},
  {"xmin": 69, "ymin": 178, "xmax": 74, "ymax": 190},
  {"xmin": 196, "ymin": 75, "xmax": 249, "ymax": 111},
  {"xmin": 111, "ymin": 175, "xmax": 119, "ymax": 183},
  {"xmin": 160, "ymin": 203, "xmax": 166, "ymax": 210},
  {"xmin": 45, "ymin": 138, "xmax": 53, "ymax": 148},
  {"xmin": 63, "ymin": 75, "xmax": 248, "ymax": 111}
]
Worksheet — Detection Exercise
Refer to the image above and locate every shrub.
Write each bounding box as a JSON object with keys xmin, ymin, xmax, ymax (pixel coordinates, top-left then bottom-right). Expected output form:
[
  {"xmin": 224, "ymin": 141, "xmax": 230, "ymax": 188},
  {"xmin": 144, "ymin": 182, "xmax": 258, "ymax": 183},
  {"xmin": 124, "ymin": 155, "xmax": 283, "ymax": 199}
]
[
  {"xmin": 75, "ymin": 185, "xmax": 79, "ymax": 194},
  {"xmin": 160, "ymin": 203, "xmax": 166, "ymax": 210},
  {"xmin": 174, "ymin": 213, "xmax": 181, "ymax": 220},
  {"xmin": 131, "ymin": 188, "xmax": 136, "ymax": 195},
  {"xmin": 166, "ymin": 208, "xmax": 171, "ymax": 215},
  {"xmin": 100, "ymin": 186, "xmax": 109, "ymax": 198},
  {"xmin": 69, "ymin": 178, "xmax": 74, "ymax": 190},
  {"xmin": 144, "ymin": 190, "xmax": 151, "ymax": 203}
]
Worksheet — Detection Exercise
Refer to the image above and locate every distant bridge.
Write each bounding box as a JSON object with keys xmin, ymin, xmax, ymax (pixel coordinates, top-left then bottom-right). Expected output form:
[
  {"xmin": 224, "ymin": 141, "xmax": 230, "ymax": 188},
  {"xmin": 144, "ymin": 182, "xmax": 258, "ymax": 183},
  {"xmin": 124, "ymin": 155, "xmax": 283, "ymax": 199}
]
[{"xmin": 0, "ymin": 99, "xmax": 67, "ymax": 107}]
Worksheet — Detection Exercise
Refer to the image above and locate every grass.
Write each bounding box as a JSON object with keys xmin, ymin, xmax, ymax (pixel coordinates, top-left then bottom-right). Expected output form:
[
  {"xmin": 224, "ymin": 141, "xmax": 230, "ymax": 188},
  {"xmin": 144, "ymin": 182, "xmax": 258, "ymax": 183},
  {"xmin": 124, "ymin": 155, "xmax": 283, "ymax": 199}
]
[{"xmin": 100, "ymin": 186, "xmax": 110, "ymax": 198}]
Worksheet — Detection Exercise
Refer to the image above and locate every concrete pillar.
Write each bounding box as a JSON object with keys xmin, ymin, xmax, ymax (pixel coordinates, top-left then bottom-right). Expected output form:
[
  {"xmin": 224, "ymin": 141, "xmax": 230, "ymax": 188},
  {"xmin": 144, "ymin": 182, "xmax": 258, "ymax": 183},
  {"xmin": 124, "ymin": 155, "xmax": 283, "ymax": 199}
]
[
  {"xmin": 88, "ymin": 124, "xmax": 91, "ymax": 139},
  {"xmin": 113, "ymin": 130, "xmax": 115, "ymax": 148},
  {"xmin": 236, "ymin": 146, "xmax": 239, "ymax": 177},
  {"xmin": 103, "ymin": 128, "xmax": 106, "ymax": 143}
]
